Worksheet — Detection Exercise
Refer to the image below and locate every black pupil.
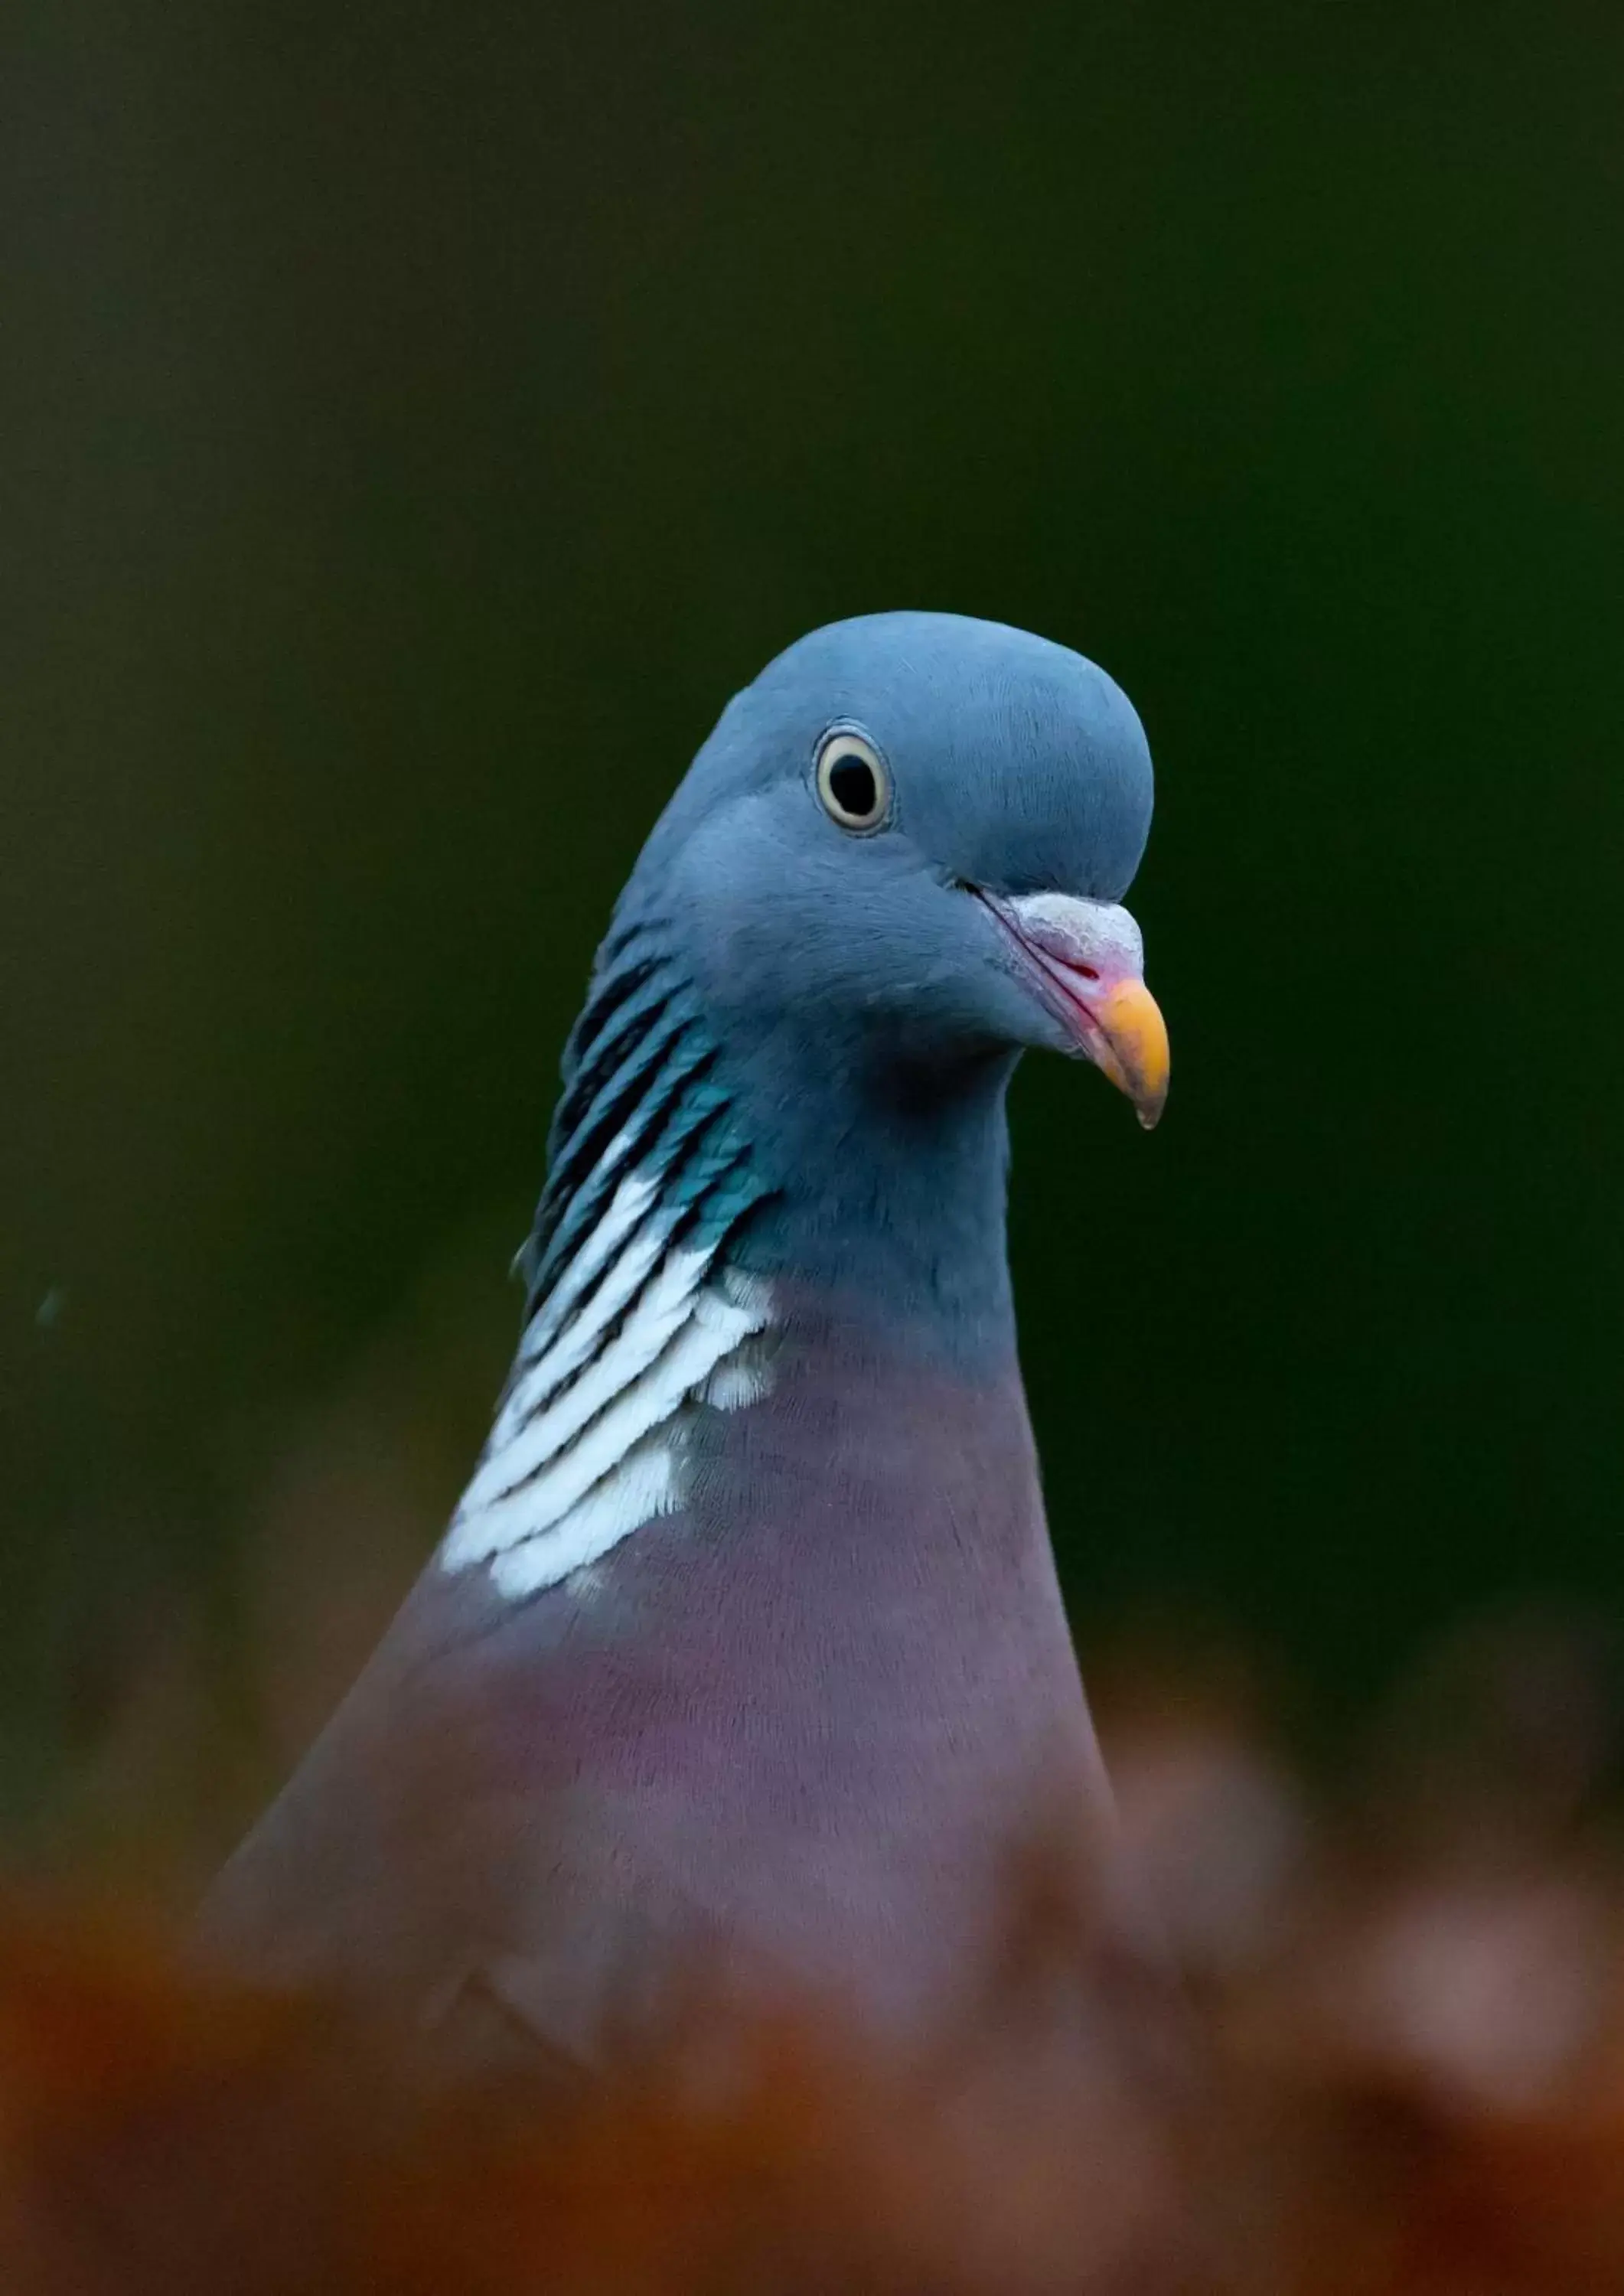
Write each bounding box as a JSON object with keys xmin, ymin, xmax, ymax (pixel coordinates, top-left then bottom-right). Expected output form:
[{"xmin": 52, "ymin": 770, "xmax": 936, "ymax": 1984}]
[{"xmin": 828, "ymin": 755, "xmax": 877, "ymax": 819}]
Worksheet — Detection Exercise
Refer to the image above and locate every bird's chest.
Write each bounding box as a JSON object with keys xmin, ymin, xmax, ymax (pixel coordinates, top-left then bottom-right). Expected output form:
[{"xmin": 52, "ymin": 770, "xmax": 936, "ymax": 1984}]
[{"xmin": 445, "ymin": 1322, "xmax": 1102, "ymax": 2027}]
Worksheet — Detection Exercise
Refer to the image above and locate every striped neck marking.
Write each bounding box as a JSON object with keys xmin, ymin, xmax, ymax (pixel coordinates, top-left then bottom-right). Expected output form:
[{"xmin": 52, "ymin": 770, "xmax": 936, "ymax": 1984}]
[{"xmin": 442, "ymin": 934, "xmax": 777, "ymax": 1603}]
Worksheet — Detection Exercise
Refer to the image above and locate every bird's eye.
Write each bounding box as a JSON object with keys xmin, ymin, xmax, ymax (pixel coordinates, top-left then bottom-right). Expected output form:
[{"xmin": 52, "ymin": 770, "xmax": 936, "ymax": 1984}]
[{"xmin": 814, "ymin": 729, "xmax": 892, "ymax": 833}]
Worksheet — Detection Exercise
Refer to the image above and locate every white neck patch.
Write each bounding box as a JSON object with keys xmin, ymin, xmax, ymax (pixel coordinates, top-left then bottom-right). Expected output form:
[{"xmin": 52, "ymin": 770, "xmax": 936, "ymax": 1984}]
[{"xmin": 439, "ymin": 1149, "xmax": 775, "ymax": 1603}]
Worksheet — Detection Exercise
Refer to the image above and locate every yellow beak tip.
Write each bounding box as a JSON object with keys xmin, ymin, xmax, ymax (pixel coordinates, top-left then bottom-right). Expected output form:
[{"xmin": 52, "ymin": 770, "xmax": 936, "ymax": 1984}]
[{"xmin": 1093, "ymin": 980, "xmax": 1170, "ymax": 1131}]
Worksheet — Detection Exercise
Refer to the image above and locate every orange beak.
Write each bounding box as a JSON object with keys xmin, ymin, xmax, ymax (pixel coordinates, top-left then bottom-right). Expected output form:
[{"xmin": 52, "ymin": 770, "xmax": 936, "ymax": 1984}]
[{"xmin": 1081, "ymin": 974, "xmax": 1171, "ymax": 1130}]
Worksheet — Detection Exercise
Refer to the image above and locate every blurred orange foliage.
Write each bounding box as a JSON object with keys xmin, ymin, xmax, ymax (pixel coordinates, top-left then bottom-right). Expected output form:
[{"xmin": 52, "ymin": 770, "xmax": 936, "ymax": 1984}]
[{"xmin": 9, "ymin": 1609, "xmax": 1624, "ymax": 2294}]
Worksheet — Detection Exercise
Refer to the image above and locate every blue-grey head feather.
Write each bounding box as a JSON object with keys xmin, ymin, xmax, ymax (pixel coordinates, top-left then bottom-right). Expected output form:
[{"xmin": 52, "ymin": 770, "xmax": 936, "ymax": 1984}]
[
  {"xmin": 646, "ymin": 610, "xmax": 1153, "ymax": 899},
  {"xmin": 518, "ymin": 612, "xmax": 1154, "ymax": 1364}
]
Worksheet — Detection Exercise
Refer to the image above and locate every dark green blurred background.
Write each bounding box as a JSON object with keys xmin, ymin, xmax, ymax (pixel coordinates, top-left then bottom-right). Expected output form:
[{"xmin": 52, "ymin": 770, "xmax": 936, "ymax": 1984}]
[{"xmin": 5, "ymin": 0, "xmax": 1622, "ymax": 1841}]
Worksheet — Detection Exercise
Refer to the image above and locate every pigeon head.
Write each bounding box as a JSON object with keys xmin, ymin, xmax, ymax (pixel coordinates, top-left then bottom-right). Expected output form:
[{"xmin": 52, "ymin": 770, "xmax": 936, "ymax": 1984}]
[
  {"xmin": 526, "ymin": 611, "xmax": 1168, "ymax": 1352},
  {"xmin": 633, "ymin": 611, "xmax": 1168, "ymax": 1126}
]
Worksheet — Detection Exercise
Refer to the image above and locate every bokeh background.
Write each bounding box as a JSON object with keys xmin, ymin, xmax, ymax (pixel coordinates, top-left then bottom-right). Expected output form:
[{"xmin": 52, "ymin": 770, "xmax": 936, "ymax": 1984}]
[{"xmin": 5, "ymin": 0, "xmax": 1622, "ymax": 1874}]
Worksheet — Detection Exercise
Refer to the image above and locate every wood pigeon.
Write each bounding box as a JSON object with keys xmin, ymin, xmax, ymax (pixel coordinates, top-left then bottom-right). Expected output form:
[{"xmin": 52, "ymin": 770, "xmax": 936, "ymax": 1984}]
[{"xmin": 202, "ymin": 612, "xmax": 1170, "ymax": 2066}]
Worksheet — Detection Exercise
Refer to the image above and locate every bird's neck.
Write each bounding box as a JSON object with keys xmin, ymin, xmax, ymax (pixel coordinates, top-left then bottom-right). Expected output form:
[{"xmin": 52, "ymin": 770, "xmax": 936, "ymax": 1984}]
[
  {"xmin": 721, "ymin": 1019, "xmax": 1022, "ymax": 1371},
  {"xmin": 444, "ymin": 928, "xmax": 1030, "ymax": 1609},
  {"xmin": 526, "ymin": 917, "xmax": 1024, "ymax": 1372}
]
